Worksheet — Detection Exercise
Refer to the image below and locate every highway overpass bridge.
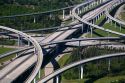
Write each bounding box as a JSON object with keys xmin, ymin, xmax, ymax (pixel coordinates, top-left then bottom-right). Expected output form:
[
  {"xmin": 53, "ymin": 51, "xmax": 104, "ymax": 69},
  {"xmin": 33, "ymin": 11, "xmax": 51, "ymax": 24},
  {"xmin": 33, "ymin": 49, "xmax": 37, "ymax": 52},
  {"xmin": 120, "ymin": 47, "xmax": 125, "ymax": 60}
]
[{"xmin": 0, "ymin": 0, "xmax": 125, "ymax": 83}]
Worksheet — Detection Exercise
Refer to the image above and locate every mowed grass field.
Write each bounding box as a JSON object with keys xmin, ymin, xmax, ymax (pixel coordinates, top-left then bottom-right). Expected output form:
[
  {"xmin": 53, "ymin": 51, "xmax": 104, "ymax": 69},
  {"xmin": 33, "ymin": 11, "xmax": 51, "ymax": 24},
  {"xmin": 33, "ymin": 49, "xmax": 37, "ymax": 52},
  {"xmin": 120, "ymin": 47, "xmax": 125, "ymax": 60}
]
[
  {"xmin": 94, "ymin": 76, "xmax": 125, "ymax": 83},
  {"xmin": 0, "ymin": 47, "xmax": 15, "ymax": 63}
]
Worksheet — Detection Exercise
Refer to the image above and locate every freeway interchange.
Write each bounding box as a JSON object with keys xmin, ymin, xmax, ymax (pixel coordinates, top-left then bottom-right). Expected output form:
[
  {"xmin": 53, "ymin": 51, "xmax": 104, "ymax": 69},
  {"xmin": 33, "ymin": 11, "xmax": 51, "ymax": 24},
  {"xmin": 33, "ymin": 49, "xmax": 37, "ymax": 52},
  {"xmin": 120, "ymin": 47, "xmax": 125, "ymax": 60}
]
[{"xmin": 0, "ymin": 0, "xmax": 125, "ymax": 83}]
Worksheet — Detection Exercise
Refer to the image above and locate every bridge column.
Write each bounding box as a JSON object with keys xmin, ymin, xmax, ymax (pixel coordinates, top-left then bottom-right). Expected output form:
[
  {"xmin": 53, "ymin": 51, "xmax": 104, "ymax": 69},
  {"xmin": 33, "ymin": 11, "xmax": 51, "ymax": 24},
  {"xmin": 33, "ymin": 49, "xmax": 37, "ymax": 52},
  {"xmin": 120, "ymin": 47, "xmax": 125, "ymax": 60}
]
[
  {"xmin": 92, "ymin": 2, "xmax": 95, "ymax": 7},
  {"xmin": 34, "ymin": 48, "xmax": 37, "ymax": 54},
  {"xmin": 28, "ymin": 40, "xmax": 30, "ymax": 46},
  {"xmin": 110, "ymin": 20, "xmax": 113, "ymax": 26},
  {"xmin": 16, "ymin": 53, "xmax": 18, "ymax": 57},
  {"xmin": 89, "ymin": 3, "xmax": 92, "ymax": 9},
  {"xmin": 56, "ymin": 76, "xmax": 59, "ymax": 83},
  {"xmin": 107, "ymin": 18, "xmax": 110, "ymax": 23},
  {"xmin": 93, "ymin": 19, "xmax": 96, "ymax": 24},
  {"xmin": 63, "ymin": 10, "xmax": 65, "ymax": 19},
  {"xmin": 70, "ymin": 10, "xmax": 72, "ymax": 16},
  {"xmin": 38, "ymin": 70, "xmax": 41, "ymax": 79},
  {"xmin": 84, "ymin": 6, "xmax": 86, "ymax": 12},
  {"xmin": 120, "ymin": 24, "xmax": 122, "ymax": 31},
  {"xmin": 95, "ymin": 16, "xmax": 98, "ymax": 22},
  {"xmin": 93, "ymin": 1, "xmax": 96, "ymax": 7},
  {"xmin": 18, "ymin": 35, "xmax": 22, "ymax": 47},
  {"xmin": 80, "ymin": 65, "xmax": 84, "ymax": 79},
  {"xmin": 34, "ymin": 78, "xmax": 36, "ymax": 83},
  {"xmin": 49, "ymin": 13, "xmax": 52, "ymax": 19},
  {"xmin": 90, "ymin": 26, "xmax": 93, "ymax": 38},
  {"xmin": 33, "ymin": 16, "xmax": 36, "ymax": 23},
  {"xmin": 96, "ymin": 0, "xmax": 99, "ymax": 5},
  {"xmin": 100, "ymin": 0, "xmax": 102, "ymax": 4},
  {"xmin": 79, "ymin": 9, "xmax": 82, "ymax": 14},
  {"xmin": 77, "ymin": 8, "xmax": 80, "ymax": 14},
  {"xmin": 88, "ymin": 3, "xmax": 90, "ymax": 9},
  {"xmin": 87, "ymin": 25, "xmax": 89, "ymax": 35},
  {"xmin": 82, "ymin": 23, "xmax": 84, "ymax": 33},
  {"xmin": 108, "ymin": 58, "xmax": 111, "ymax": 72},
  {"xmin": 99, "ymin": 14, "xmax": 101, "ymax": 18},
  {"xmin": 115, "ymin": 22, "xmax": 116, "ymax": 28},
  {"xmin": 97, "ymin": 15, "xmax": 100, "ymax": 20}
]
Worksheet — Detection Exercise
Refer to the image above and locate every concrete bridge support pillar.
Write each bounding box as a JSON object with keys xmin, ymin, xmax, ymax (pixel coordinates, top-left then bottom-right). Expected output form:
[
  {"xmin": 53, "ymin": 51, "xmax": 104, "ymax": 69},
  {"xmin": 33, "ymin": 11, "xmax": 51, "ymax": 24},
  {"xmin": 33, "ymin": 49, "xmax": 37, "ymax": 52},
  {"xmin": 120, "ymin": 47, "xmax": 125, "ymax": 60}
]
[
  {"xmin": 77, "ymin": 8, "xmax": 80, "ymax": 14},
  {"xmin": 108, "ymin": 59, "xmax": 111, "ymax": 72},
  {"xmin": 96, "ymin": 1, "xmax": 98, "ymax": 5},
  {"xmin": 94, "ymin": 1, "xmax": 96, "ymax": 6},
  {"xmin": 89, "ymin": 3, "xmax": 92, "ymax": 9},
  {"xmin": 93, "ymin": 1, "xmax": 95, "ymax": 7},
  {"xmin": 34, "ymin": 78, "xmax": 36, "ymax": 83},
  {"xmin": 80, "ymin": 65, "xmax": 84, "ymax": 79},
  {"xmin": 119, "ymin": 24, "xmax": 122, "ymax": 31},
  {"xmin": 16, "ymin": 53, "xmax": 18, "ymax": 57},
  {"xmin": 97, "ymin": 15, "xmax": 100, "ymax": 20},
  {"xmin": 38, "ymin": 70, "xmax": 41, "ymax": 79},
  {"xmin": 89, "ymin": 4, "xmax": 91, "ymax": 9},
  {"xmin": 82, "ymin": 23, "xmax": 84, "ymax": 33},
  {"xmin": 110, "ymin": 20, "xmax": 113, "ymax": 26},
  {"xmin": 107, "ymin": 18, "xmax": 110, "ymax": 23},
  {"xmin": 34, "ymin": 16, "xmax": 36, "ymax": 23},
  {"xmin": 99, "ymin": 14, "xmax": 101, "ymax": 18},
  {"xmin": 28, "ymin": 41, "xmax": 30, "ymax": 46},
  {"xmin": 99, "ymin": 0, "xmax": 101, "ymax": 4},
  {"xmin": 63, "ymin": 10, "xmax": 65, "ymax": 19},
  {"xmin": 79, "ymin": 9, "xmax": 82, "ymax": 14},
  {"xmin": 87, "ymin": 25, "xmax": 89, "ymax": 34},
  {"xmin": 95, "ymin": 17, "xmax": 98, "ymax": 22},
  {"xmin": 70, "ymin": 10, "xmax": 72, "ymax": 16},
  {"xmin": 96, "ymin": 0, "xmax": 99, "ymax": 5},
  {"xmin": 90, "ymin": 26, "xmax": 93, "ymax": 38},
  {"xmin": 18, "ymin": 35, "xmax": 22, "ymax": 47},
  {"xmin": 72, "ymin": 16, "xmax": 75, "ymax": 21},
  {"xmin": 115, "ymin": 22, "xmax": 116, "ymax": 28},
  {"xmin": 85, "ymin": 6, "xmax": 87, "ymax": 12},
  {"xmin": 56, "ymin": 76, "xmax": 59, "ymax": 83}
]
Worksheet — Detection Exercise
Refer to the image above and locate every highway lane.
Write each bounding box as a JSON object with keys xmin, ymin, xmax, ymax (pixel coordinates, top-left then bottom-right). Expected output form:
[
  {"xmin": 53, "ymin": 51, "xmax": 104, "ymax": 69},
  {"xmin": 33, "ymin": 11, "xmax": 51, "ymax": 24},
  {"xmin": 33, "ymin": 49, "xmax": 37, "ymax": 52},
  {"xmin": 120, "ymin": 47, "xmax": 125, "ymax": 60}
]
[
  {"xmin": 0, "ymin": 55, "xmax": 37, "ymax": 83},
  {"xmin": 0, "ymin": 54, "xmax": 33, "ymax": 82}
]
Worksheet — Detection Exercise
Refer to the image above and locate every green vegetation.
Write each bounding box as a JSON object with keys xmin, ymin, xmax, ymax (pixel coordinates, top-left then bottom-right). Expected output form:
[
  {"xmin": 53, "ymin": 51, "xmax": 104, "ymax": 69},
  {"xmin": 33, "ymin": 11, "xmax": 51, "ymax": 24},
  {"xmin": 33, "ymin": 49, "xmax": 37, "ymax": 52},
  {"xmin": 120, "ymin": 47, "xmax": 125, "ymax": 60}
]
[
  {"xmin": 58, "ymin": 54, "xmax": 71, "ymax": 67},
  {"xmin": 0, "ymin": 47, "xmax": 15, "ymax": 64},
  {"xmin": 0, "ymin": 54, "xmax": 16, "ymax": 64},
  {"xmin": 95, "ymin": 15, "xmax": 105, "ymax": 25},
  {"xmin": 0, "ymin": 0, "xmax": 84, "ymax": 30},
  {"xmin": 0, "ymin": 38, "xmax": 15, "ymax": 45},
  {"xmin": 59, "ymin": 46, "xmax": 125, "ymax": 82},
  {"xmin": 0, "ymin": 0, "xmax": 84, "ymax": 15},
  {"xmin": 120, "ymin": 12, "xmax": 125, "ymax": 21},
  {"xmin": 0, "ymin": 47, "xmax": 14, "ymax": 54},
  {"xmin": 61, "ymin": 79, "xmax": 88, "ymax": 83},
  {"xmin": 94, "ymin": 76, "xmax": 125, "ymax": 83}
]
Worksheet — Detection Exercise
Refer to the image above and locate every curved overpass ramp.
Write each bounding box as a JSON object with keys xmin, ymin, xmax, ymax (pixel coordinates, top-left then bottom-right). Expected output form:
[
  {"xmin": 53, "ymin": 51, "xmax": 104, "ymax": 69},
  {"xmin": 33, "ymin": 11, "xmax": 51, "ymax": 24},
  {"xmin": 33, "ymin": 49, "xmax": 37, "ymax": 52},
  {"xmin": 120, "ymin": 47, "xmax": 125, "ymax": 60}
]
[
  {"xmin": 0, "ymin": 26, "xmax": 43, "ymax": 83},
  {"xmin": 38, "ymin": 52, "xmax": 125, "ymax": 83}
]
